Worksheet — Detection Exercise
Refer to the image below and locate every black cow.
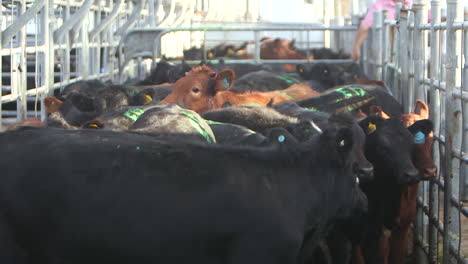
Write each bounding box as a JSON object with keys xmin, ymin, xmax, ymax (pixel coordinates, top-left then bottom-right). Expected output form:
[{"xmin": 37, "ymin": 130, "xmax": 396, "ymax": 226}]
[
  {"xmin": 206, "ymin": 120, "xmax": 268, "ymax": 146},
  {"xmin": 45, "ymin": 93, "xmax": 98, "ymax": 128},
  {"xmin": 201, "ymin": 105, "xmax": 320, "ymax": 142},
  {"xmin": 137, "ymin": 60, "xmax": 191, "ymax": 85},
  {"xmin": 84, "ymin": 104, "xmax": 216, "ymax": 144},
  {"xmin": 294, "ymin": 84, "xmax": 403, "ymax": 118},
  {"xmin": 274, "ymin": 102, "xmax": 373, "ymax": 182},
  {"xmin": 296, "ymin": 62, "xmax": 366, "ymax": 91},
  {"xmin": 231, "ymin": 70, "xmax": 305, "ymax": 92},
  {"xmin": 58, "ymin": 79, "xmax": 108, "ymax": 100},
  {"xmin": 0, "ymin": 125, "xmax": 365, "ymax": 264},
  {"xmin": 353, "ymin": 116, "xmax": 420, "ymax": 263}
]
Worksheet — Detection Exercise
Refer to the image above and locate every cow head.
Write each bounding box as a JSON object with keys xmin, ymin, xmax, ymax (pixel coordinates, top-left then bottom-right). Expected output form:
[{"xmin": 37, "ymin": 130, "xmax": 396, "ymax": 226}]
[
  {"xmin": 359, "ymin": 116, "xmax": 419, "ymax": 185},
  {"xmin": 328, "ymin": 113, "xmax": 374, "ymax": 182},
  {"xmin": 315, "ymin": 126, "xmax": 368, "ymax": 221},
  {"xmin": 369, "ymin": 100, "xmax": 437, "ymax": 181},
  {"xmin": 296, "ymin": 63, "xmax": 346, "ymax": 91},
  {"xmin": 159, "ymin": 65, "xmax": 235, "ymax": 113}
]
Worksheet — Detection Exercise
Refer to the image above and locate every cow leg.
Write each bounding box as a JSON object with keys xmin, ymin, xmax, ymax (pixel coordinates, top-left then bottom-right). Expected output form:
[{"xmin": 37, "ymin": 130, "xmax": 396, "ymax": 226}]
[
  {"xmin": 350, "ymin": 245, "xmax": 365, "ymax": 264},
  {"xmin": 388, "ymin": 224, "xmax": 411, "ymax": 264},
  {"xmin": 327, "ymin": 228, "xmax": 352, "ymax": 264},
  {"xmin": 0, "ymin": 215, "xmax": 30, "ymax": 264}
]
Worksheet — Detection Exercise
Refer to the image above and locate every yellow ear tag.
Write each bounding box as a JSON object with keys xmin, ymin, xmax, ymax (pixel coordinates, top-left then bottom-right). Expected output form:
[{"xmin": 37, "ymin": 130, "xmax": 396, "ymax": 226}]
[
  {"xmin": 88, "ymin": 123, "xmax": 99, "ymax": 129},
  {"xmin": 227, "ymin": 48, "xmax": 234, "ymax": 55},
  {"xmin": 299, "ymin": 68, "xmax": 304, "ymax": 73},
  {"xmin": 208, "ymin": 52, "xmax": 214, "ymax": 59},
  {"xmin": 143, "ymin": 94, "xmax": 153, "ymax": 105},
  {"xmin": 367, "ymin": 122, "xmax": 376, "ymax": 134}
]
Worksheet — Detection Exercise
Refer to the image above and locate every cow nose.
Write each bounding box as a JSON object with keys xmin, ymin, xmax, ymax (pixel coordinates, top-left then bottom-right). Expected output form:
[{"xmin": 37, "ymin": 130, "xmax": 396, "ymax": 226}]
[
  {"xmin": 404, "ymin": 168, "xmax": 420, "ymax": 184},
  {"xmin": 422, "ymin": 167, "xmax": 437, "ymax": 180},
  {"xmin": 357, "ymin": 166, "xmax": 374, "ymax": 182}
]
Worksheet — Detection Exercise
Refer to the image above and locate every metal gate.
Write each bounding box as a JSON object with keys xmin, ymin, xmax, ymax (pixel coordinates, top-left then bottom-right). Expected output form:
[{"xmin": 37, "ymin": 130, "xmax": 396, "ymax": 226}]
[{"xmin": 362, "ymin": 0, "xmax": 467, "ymax": 263}]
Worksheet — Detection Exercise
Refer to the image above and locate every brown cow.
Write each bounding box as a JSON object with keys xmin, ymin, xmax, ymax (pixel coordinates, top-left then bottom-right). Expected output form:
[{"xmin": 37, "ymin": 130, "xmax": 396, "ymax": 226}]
[
  {"xmin": 159, "ymin": 65, "xmax": 319, "ymax": 113},
  {"xmin": 260, "ymin": 38, "xmax": 313, "ymax": 72},
  {"xmin": 370, "ymin": 100, "xmax": 437, "ymax": 264}
]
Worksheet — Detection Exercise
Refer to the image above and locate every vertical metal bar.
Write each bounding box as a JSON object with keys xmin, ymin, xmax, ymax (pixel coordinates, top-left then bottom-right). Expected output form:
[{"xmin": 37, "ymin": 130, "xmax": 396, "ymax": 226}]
[
  {"xmin": 373, "ymin": 10, "xmax": 383, "ymax": 80},
  {"xmin": 407, "ymin": 10, "xmax": 415, "ymax": 114},
  {"xmin": 0, "ymin": 0, "xmax": 3, "ymax": 130},
  {"xmin": 254, "ymin": 30, "xmax": 260, "ymax": 64},
  {"xmin": 399, "ymin": 8, "xmax": 410, "ymax": 111},
  {"xmin": 40, "ymin": 0, "xmax": 52, "ymax": 121},
  {"xmin": 442, "ymin": 0, "xmax": 463, "ymax": 263},
  {"xmin": 323, "ymin": 0, "xmax": 331, "ymax": 48},
  {"xmin": 80, "ymin": 14, "xmax": 89, "ymax": 78},
  {"xmin": 412, "ymin": 3, "xmax": 429, "ymax": 261},
  {"xmin": 381, "ymin": 10, "xmax": 388, "ymax": 82},
  {"xmin": 413, "ymin": 0, "xmax": 428, "ymax": 102},
  {"xmin": 393, "ymin": 3, "xmax": 403, "ymax": 99},
  {"xmin": 63, "ymin": 0, "xmax": 71, "ymax": 85},
  {"xmin": 463, "ymin": 3, "xmax": 468, "ymax": 203},
  {"xmin": 428, "ymin": 0, "xmax": 441, "ymax": 262},
  {"xmin": 16, "ymin": 0, "xmax": 27, "ymax": 121}
]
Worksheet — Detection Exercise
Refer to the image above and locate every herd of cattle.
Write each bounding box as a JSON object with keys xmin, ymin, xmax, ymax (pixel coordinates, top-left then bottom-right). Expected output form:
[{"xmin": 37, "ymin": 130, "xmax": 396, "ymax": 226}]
[{"xmin": 0, "ymin": 42, "xmax": 437, "ymax": 264}]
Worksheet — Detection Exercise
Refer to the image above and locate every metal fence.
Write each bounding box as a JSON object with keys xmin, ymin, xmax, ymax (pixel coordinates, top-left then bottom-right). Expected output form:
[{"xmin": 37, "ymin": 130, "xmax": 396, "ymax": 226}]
[
  {"xmin": 362, "ymin": 0, "xmax": 467, "ymax": 263},
  {"xmin": 0, "ymin": 0, "xmax": 148, "ymax": 128}
]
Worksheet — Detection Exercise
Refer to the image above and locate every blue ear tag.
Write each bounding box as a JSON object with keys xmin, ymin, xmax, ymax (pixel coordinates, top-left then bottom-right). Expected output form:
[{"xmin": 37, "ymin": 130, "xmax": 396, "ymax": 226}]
[
  {"xmin": 223, "ymin": 77, "xmax": 230, "ymax": 88},
  {"xmin": 414, "ymin": 131, "xmax": 425, "ymax": 144},
  {"xmin": 278, "ymin": 135, "xmax": 285, "ymax": 143}
]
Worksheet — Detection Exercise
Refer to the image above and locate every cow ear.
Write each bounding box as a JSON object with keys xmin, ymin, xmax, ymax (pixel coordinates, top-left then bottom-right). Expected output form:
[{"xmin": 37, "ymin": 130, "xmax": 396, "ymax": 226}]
[
  {"xmin": 407, "ymin": 119, "xmax": 433, "ymax": 136},
  {"xmin": 369, "ymin": 105, "xmax": 391, "ymax": 119},
  {"xmin": 413, "ymin": 100, "xmax": 429, "ymax": 118},
  {"xmin": 83, "ymin": 120, "xmax": 104, "ymax": 129},
  {"xmin": 336, "ymin": 127, "xmax": 354, "ymax": 154},
  {"xmin": 216, "ymin": 69, "xmax": 235, "ymax": 90},
  {"xmin": 359, "ymin": 116, "xmax": 384, "ymax": 135},
  {"xmin": 289, "ymin": 39, "xmax": 296, "ymax": 49},
  {"xmin": 296, "ymin": 64, "xmax": 305, "ymax": 74},
  {"xmin": 135, "ymin": 89, "xmax": 154, "ymax": 105},
  {"xmin": 44, "ymin": 96, "xmax": 63, "ymax": 113}
]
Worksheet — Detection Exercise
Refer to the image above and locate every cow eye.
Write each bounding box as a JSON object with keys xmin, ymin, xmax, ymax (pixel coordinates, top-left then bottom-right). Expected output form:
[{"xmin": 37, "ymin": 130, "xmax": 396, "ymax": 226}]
[
  {"xmin": 339, "ymin": 139, "xmax": 345, "ymax": 147},
  {"xmin": 192, "ymin": 87, "xmax": 200, "ymax": 93}
]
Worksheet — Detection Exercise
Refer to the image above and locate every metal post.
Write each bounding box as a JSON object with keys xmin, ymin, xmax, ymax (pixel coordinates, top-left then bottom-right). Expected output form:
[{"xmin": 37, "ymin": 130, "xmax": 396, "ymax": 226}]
[
  {"xmin": 399, "ymin": 8, "xmax": 410, "ymax": 112},
  {"xmin": 254, "ymin": 30, "xmax": 260, "ymax": 63},
  {"xmin": 80, "ymin": 16, "xmax": 89, "ymax": 78},
  {"xmin": 463, "ymin": 3, "xmax": 468, "ymax": 203},
  {"xmin": 393, "ymin": 3, "xmax": 403, "ymax": 95},
  {"xmin": 413, "ymin": 0, "xmax": 428, "ymax": 102},
  {"xmin": 428, "ymin": 0, "xmax": 441, "ymax": 262},
  {"xmin": 0, "ymin": 0, "xmax": 3, "ymax": 130},
  {"xmin": 373, "ymin": 10, "xmax": 383, "ymax": 80},
  {"xmin": 412, "ymin": 2, "xmax": 429, "ymax": 261},
  {"xmin": 407, "ymin": 10, "xmax": 415, "ymax": 114},
  {"xmin": 17, "ymin": 0, "xmax": 27, "ymax": 121},
  {"xmin": 442, "ymin": 0, "xmax": 463, "ymax": 263},
  {"xmin": 381, "ymin": 10, "xmax": 388, "ymax": 82}
]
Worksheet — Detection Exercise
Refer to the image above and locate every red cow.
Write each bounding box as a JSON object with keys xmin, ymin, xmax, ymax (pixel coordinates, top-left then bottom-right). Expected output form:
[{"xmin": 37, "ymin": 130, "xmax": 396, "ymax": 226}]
[
  {"xmin": 159, "ymin": 65, "xmax": 319, "ymax": 113},
  {"xmin": 260, "ymin": 38, "xmax": 313, "ymax": 72}
]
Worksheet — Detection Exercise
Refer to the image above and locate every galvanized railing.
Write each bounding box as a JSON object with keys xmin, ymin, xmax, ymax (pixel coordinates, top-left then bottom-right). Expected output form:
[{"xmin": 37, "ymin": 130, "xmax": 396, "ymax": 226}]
[
  {"xmin": 0, "ymin": 0, "xmax": 144, "ymax": 129},
  {"xmin": 362, "ymin": 0, "xmax": 467, "ymax": 263}
]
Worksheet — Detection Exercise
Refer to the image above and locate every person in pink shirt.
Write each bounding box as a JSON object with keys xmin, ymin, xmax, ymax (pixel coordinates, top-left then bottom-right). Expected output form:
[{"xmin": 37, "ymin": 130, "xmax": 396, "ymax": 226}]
[{"xmin": 352, "ymin": 0, "xmax": 413, "ymax": 61}]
